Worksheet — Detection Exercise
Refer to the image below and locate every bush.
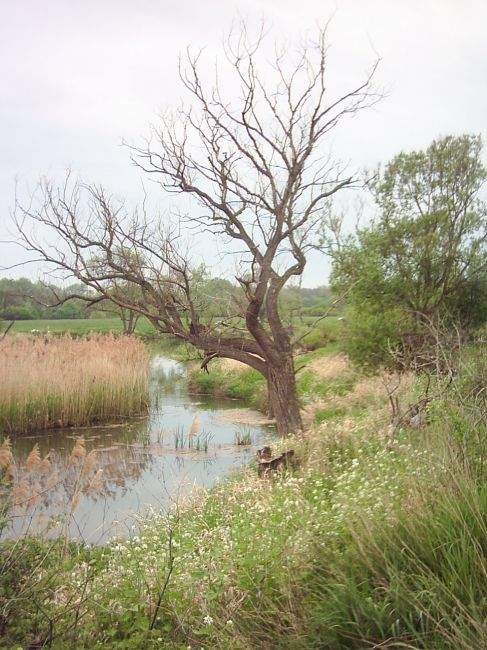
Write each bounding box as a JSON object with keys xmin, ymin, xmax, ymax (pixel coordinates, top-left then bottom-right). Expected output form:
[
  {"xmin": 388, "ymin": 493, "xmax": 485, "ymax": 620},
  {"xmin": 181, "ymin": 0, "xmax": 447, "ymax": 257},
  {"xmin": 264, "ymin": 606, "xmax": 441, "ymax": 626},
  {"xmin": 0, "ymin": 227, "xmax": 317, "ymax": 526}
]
[
  {"xmin": 300, "ymin": 318, "xmax": 343, "ymax": 351},
  {"xmin": 0, "ymin": 305, "xmax": 39, "ymax": 320},
  {"xmin": 342, "ymin": 305, "xmax": 414, "ymax": 371},
  {"xmin": 50, "ymin": 302, "xmax": 85, "ymax": 319}
]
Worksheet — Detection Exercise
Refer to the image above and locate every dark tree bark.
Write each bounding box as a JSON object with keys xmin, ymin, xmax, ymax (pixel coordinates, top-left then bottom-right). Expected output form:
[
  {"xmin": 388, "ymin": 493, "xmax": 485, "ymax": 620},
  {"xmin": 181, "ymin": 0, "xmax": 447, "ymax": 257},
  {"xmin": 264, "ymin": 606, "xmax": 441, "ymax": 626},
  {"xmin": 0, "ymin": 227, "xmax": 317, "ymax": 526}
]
[
  {"xmin": 267, "ymin": 359, "xmax": 302, "ymax": 435},
  {"xmin": 120, "ymin": 307, "xmax": 140, "ymax": 336},
  {"xmin": 13, "ymin": 23, "xmax": 379, "ymax": 436}
]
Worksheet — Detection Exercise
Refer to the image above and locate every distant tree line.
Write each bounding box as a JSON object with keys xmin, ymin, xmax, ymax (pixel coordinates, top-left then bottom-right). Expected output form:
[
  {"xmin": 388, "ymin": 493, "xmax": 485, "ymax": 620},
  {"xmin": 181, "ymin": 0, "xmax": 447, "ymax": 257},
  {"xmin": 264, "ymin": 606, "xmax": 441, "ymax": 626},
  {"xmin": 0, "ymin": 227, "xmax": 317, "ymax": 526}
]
[
  {"xmin": 0, "ymin": 275, "xmax": 332, "ymax": 323},
  {"xmin": 0, "ymin": 278, "xmax": 90, "ymax": 320}
]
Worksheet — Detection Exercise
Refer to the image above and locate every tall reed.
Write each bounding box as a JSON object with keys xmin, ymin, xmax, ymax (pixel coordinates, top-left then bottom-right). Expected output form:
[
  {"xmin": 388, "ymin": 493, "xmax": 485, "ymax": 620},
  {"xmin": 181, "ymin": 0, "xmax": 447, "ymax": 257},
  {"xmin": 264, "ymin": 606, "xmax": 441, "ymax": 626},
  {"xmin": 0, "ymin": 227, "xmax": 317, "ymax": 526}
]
[{"xmin": 0, "ymin": 334, "xmax": 149, "ymax": 435}]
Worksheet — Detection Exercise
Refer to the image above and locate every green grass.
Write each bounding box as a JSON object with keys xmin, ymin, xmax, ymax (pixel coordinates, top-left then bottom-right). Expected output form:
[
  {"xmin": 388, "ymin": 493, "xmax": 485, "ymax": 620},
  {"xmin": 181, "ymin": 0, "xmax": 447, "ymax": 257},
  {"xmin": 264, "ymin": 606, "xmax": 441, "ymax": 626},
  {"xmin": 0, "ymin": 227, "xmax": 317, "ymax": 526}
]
[
  {"xmin": 296, "ymin": 369, "xmax": 355, "ymax": 400},
  {"xmin": 188, "ymin": 362, "xmax": 267, "ymax": 410},
  {"xmin": 305, "ymin": 475, "xmax": 487, "ymax": 649},
  {"xmin": 2, "ymin": 330, "xmax": 487, "ymax": 648},
  {"xmin": 5, "ymin": 378, "xmax": 482, "ymax": 649},
  {"xmin": 2, "ymin": 317, "xmax": 158, "ymax": 337},
  {"xmin": 313, "ymin": 405, "xmax": 347, "ymax": 423}
]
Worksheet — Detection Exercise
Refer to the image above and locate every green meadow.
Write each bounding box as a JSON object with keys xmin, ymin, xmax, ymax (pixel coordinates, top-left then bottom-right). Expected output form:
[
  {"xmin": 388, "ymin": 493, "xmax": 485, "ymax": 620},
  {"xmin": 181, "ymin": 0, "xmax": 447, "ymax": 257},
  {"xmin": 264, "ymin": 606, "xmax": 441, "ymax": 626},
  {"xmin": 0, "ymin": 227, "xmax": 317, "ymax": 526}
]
[{"xmin": 3, "ymin": 317, "xmax": 156, "ymax": 337}]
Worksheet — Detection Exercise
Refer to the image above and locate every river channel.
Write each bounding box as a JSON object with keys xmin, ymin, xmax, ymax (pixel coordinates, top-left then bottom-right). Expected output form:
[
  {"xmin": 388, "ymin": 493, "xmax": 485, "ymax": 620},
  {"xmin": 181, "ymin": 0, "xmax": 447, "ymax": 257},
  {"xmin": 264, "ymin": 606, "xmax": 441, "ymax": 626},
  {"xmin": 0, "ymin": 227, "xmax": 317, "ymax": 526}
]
[{"xmin": 6, "ymin": 356, "xmax": 274, "ymax": 543}]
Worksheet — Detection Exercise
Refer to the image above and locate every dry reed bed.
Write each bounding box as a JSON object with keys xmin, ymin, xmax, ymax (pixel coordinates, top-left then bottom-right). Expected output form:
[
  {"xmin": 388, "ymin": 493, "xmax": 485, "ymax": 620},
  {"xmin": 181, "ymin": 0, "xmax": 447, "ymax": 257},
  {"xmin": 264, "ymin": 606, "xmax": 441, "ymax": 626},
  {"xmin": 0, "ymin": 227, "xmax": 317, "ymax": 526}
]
[{"xmin": 0, "ymin": 334, "xmax": 149, "ymax": 435}]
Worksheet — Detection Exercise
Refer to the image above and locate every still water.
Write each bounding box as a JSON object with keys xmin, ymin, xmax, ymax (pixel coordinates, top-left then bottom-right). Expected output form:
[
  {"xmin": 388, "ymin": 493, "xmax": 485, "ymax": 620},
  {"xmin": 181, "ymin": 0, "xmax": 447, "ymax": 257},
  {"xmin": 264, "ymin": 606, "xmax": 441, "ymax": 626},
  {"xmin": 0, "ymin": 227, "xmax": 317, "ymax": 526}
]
[{"xmin": 5, "ymin": 356, "xmax": 273, "ymax": 544}]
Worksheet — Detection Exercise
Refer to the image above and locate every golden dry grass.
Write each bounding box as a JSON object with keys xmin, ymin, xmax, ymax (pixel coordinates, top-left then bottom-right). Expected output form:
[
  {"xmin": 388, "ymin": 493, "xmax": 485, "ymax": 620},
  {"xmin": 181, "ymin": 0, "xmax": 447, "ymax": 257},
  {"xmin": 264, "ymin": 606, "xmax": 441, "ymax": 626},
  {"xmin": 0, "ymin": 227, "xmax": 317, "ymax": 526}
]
[
  {"xmin": 305, "ymin": 353, "xmax": 349, "ymax": 380},
  {"xmin": 218, "ymin": 358, "xmax": 248, "ymax": 373},
  {"xmin": 0, "ymin": 334, "xmax": 149, "ymax": 435},
  {"xmin": 221, "ymin": 354, "xmax": 350, "ymax": 380}
]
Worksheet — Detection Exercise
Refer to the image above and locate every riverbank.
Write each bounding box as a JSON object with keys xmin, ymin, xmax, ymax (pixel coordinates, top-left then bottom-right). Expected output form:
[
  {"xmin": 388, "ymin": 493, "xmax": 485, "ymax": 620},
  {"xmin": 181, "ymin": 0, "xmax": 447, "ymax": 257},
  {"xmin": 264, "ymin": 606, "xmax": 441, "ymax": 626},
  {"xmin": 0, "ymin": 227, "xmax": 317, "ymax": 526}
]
[
  {"xmin": 187, "ymin": 346, "xmax": 356, "ymax": 421},
  {"xmin": 2, "ymin": 348, "xmax": 486, "ymax": 648}
]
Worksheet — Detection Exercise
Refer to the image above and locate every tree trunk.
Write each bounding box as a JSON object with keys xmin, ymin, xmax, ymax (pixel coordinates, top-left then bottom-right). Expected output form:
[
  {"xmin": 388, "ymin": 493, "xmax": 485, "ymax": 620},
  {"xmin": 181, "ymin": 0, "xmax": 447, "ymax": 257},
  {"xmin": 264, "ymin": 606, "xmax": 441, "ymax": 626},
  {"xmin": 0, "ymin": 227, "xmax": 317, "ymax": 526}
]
[{"xmin": 267, "ymin": 357, "xmax": 303, "ymax": 437}]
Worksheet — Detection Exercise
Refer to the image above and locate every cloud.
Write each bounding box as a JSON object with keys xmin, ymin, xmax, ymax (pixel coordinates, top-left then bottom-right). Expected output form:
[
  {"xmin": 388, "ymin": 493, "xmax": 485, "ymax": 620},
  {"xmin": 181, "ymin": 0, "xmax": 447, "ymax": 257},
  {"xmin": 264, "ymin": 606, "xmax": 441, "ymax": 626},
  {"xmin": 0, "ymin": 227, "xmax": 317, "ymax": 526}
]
[{"xmin": 1, "ymin": 0, "xmax": 486, "ymax": 285}]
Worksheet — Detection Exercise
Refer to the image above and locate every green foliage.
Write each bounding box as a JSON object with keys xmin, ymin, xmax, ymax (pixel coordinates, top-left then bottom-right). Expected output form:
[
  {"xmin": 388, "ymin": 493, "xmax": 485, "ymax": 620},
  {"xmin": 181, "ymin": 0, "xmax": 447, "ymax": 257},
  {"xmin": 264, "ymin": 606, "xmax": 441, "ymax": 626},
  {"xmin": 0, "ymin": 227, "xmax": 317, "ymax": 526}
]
[
  {"xmin": 0, "ymin": 277, "xmax": 89, "ymax": 320},
  {"xmin": 342, "ymin": 305, "xmax": 414, "ymax": 371},
  {"xmin": 299, "ymin": 317, "xmax": 343, "ymax": 351},
  {"xmin": 188, "ymin": 362, "xmax": 266, "ymax": 411},
  {"xmin": 331, "ymin": 134, "xmax": 487, "ymax": 371},
  {"xmin": 0, "ymin": 304, "xmax": 39, "ymax": 320}
]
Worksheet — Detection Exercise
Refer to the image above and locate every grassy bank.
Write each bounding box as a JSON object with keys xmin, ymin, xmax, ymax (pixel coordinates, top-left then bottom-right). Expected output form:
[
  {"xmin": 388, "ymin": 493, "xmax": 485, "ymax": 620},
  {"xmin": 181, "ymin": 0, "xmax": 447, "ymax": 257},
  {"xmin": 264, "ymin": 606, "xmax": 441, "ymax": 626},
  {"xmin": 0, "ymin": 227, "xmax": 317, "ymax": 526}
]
[
  {"xmin": 0, "ymin": 334, "xmax": 149, "ymax": 435},
  {"xmin": 1, "ymin": 348, "xmax": 486, "ymax": 648},
  {"xmin": 188, "ymin": 358, "xmax": 267, "ymax": 410},
  {"xmin": 187, "ymin": 345, "xmax": 356, "ymax": 417}
]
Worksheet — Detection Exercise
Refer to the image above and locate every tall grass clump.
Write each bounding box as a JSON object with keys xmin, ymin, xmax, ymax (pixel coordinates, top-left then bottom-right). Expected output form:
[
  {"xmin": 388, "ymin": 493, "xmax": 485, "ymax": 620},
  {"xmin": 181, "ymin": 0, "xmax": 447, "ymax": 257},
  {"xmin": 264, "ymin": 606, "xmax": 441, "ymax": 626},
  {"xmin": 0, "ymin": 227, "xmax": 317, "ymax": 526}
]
[
  {"xmin": 0, "ymin": 334, "xmax": 149, "ymax": 434},
  {"xmin": 188, "ymin": 358, "xmax": 267, "ymax": 410}
]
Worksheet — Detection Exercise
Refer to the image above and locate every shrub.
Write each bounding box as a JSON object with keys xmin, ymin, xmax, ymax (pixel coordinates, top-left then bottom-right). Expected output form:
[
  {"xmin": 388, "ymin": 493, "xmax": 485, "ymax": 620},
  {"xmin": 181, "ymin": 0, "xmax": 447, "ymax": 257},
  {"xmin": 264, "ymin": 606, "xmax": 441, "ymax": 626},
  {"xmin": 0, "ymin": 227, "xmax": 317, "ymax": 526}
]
[
  {"xmin": 300, "ymin": 318, "xmax": 343, "ymax": 351},
  {"xmin": 342, "ymin": 305, "xmax": 413, "ymax": 371},
  {"xmin": 0, "ymin": 305, "xmax": 39, "ymax": 320}
]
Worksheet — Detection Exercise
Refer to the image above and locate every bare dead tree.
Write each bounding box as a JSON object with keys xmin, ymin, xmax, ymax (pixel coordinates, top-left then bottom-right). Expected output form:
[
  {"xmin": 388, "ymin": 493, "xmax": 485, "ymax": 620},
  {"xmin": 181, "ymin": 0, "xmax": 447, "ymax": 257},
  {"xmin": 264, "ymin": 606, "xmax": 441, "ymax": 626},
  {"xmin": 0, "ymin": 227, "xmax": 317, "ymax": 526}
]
[{"xmin": 13, "ymin": 23, "xmax": 379, "ymax": 435}]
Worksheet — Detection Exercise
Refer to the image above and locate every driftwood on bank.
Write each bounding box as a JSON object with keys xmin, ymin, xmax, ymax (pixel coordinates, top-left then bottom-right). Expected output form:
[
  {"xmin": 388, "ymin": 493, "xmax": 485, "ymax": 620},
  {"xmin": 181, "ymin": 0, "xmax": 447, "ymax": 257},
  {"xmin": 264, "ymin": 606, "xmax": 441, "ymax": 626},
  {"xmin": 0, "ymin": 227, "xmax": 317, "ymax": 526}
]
[{"xmin": 256, "ymin": 446, "xmax": 297, "ymax": 478}]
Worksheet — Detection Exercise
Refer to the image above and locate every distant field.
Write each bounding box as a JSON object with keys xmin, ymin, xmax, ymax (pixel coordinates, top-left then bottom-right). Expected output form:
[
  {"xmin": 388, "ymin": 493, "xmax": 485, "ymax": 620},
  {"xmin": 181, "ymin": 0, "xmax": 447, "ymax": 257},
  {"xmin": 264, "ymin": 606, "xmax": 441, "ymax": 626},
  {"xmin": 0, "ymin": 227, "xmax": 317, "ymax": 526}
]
[
  {"xmin": 1, "ymin": 314, "xmax": 342, "ymax": 345},
  {"xmin": 1, "ymin": 318, "xmax": 156, "ymax": 336}
]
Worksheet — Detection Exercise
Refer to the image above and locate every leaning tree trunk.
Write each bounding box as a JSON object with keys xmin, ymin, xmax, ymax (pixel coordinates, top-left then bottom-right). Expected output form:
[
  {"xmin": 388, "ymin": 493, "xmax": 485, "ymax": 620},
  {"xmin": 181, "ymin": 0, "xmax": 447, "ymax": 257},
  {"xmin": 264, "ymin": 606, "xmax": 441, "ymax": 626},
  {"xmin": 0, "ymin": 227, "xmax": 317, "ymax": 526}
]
[{"xmin": 266, "ymin": 356, "xmax": 303, "ymax": 437}]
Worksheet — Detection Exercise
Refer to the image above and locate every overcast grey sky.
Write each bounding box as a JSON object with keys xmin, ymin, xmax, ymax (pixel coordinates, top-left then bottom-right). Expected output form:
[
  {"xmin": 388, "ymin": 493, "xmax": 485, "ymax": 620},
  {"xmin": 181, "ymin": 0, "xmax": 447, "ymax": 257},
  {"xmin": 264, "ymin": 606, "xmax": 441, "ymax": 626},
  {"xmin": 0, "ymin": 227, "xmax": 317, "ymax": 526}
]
[{"xmin": 1, "ymin": 0, "xmax": 486, "ymax": 286}]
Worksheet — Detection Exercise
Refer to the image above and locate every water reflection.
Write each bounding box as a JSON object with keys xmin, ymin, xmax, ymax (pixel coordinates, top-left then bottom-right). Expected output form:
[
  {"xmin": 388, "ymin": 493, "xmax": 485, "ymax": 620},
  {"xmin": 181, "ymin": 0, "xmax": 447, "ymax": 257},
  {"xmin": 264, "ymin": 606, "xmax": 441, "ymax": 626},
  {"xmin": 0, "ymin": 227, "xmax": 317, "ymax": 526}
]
[{"xmin": 5, "ymin": 356, "xmax": 273, "ymax": 543}]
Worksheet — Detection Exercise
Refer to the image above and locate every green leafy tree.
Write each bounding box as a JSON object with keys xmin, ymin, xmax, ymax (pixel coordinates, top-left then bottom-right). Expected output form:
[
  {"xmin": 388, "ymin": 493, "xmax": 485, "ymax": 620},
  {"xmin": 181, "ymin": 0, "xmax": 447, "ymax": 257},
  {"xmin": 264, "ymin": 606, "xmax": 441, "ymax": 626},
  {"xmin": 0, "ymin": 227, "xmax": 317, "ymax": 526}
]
[
  {"xmin": 328, "ymin": 134, "xmax": 487, "ymax": 371},
  {"xmin": 0, "ymin": 278, "xmax": 88, "ymax": 321}
]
